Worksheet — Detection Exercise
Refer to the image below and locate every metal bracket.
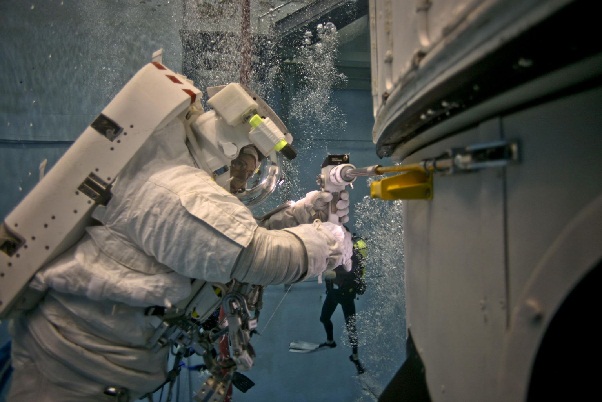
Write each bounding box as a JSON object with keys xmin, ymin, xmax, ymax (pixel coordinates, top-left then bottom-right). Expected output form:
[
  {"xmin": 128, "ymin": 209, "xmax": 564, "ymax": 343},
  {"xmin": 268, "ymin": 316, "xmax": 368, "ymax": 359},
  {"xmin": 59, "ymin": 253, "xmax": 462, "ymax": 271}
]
[
  {"xmin": 0, "ymin": 222, "xmax": 26, "ymax": 257},
  {"xmin": 419, "ymin": 140, "xmax": 520, "ymax": 174},
  {"xmin": 370, "ymin": 140, "xmax": 520, "ymax": 200},
  {"xmin": 78, "ymin": 172, "xmax": 113, "ymax": 206},
  {"xmin": 91, "ymin": 113, "xmax": 123, "ymax": 142},
  {"xmin": 445, "ymin": 140, "xmax": 520, "ymax": 173}
]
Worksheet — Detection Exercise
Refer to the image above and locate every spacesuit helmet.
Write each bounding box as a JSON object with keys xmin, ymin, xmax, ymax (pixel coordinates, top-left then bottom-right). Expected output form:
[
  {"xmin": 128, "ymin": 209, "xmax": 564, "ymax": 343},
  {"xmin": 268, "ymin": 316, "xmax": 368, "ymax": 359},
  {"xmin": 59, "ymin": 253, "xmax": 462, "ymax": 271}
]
[{"xmin": 186, "ymin": 83, "xmax": 297, "ymax": 207}]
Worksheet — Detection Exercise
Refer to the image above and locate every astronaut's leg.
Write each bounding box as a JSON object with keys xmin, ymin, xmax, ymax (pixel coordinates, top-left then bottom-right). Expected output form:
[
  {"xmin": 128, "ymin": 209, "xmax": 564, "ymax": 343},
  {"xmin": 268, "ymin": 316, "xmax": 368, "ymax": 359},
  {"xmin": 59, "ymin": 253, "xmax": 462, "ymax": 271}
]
[{"xmin": 8, "ymin": 312, "xmax": 131, "ymax": 402}]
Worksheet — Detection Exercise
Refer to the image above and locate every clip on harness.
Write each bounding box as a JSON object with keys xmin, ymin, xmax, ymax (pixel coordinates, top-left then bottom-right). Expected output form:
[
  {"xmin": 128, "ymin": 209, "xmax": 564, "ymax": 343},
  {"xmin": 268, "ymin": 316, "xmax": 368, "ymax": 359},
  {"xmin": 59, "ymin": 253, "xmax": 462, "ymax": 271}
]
[{"xmin": 140, "ymin": 280, "xmax": 263, "ymax": 402}]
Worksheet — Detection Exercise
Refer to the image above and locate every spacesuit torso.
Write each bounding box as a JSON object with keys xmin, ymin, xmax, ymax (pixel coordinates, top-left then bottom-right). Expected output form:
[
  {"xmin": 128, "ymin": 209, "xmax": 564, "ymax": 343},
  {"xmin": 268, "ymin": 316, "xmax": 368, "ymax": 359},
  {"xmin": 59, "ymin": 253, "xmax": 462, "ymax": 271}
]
[{"xmin": 9, "ymin": 117, "xmax": 269, "ymax": 400}]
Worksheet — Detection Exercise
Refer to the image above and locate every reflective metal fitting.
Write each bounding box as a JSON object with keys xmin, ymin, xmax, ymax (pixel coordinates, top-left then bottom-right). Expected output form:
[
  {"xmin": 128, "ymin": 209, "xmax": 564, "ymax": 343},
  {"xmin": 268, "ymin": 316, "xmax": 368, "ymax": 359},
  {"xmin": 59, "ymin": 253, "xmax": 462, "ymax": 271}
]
[{"xmin": 104, "ymin": 386, "xmax": 130, "ymax": 402}]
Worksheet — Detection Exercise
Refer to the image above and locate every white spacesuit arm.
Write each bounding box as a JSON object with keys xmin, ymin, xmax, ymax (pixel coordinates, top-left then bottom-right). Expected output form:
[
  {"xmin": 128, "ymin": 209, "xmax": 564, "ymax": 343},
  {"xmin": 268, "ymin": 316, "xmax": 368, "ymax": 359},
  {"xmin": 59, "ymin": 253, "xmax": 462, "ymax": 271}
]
[{"xmin": 232, "ymin": 221, "xmax": 350, "ymax": 284}]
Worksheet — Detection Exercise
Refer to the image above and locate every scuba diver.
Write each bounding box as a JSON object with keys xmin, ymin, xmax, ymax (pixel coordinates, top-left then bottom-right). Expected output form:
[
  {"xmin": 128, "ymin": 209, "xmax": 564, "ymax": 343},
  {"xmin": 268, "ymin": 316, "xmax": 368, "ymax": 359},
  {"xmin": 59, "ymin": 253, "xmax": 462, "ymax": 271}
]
[
  {"xmin": 3, "ymin": 60, "xmax": 352, "ymax": 401},
  {"xmin": 319, "ymin": 227, "xmax": 368, "ymax": 375}
]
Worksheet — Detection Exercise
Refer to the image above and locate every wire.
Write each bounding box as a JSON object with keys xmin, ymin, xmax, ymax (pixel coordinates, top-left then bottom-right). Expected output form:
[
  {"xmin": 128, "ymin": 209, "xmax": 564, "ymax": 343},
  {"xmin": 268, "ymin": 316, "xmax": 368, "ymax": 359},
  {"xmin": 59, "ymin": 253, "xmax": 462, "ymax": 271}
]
[{"xmin": 257, "ymin": 283, "xmax": 293, "ymax": 335}]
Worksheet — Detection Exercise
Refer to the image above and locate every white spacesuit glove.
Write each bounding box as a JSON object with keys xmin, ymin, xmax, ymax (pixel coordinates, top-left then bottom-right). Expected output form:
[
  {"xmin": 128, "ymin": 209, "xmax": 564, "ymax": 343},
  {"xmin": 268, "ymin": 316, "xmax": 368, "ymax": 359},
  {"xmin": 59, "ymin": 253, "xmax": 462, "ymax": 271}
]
[
  {"xmin": 292, "ymin": 190, "xmax": 331, "ymax": 222},
  {"xmin": 283, "ymin": 220, "xmax": 353, "ymax": 278},
  {"xmin": 293, "ymin": 190, "xmax": 350, "ymax": 223}
]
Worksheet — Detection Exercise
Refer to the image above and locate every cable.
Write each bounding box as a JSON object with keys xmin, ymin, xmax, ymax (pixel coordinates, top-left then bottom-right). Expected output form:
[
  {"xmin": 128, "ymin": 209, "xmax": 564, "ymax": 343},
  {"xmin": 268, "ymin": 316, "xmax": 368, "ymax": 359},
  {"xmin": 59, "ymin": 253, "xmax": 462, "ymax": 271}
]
[{"xmin": 257, "ymin": 283, "xmax": 293, "ymax": 336}]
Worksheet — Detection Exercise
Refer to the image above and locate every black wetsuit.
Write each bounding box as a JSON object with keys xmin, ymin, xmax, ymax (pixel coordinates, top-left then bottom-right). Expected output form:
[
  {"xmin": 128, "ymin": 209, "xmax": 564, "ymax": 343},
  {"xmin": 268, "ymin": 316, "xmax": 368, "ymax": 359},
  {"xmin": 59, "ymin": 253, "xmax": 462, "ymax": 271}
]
[{"xmin": 319, "ymin": 247, "xmax": 366, "ymax": 354}]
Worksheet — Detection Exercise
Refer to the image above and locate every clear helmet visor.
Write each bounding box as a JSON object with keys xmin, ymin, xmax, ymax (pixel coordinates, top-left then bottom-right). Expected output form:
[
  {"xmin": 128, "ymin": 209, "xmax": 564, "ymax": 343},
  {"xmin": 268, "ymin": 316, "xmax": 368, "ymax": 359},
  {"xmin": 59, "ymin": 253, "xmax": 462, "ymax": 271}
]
[{"xmin": 231, "ymin": 150, "xmax": 283, "ymax": 208}]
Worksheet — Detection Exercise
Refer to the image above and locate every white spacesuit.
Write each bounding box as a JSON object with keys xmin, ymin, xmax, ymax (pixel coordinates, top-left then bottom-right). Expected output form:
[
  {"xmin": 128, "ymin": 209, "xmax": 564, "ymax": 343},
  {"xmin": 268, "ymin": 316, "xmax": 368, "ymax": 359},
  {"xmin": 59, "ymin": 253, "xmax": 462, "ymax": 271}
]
[{"xmin": 6, "ymin": 65, "xmax": 351, "ymax": 401}]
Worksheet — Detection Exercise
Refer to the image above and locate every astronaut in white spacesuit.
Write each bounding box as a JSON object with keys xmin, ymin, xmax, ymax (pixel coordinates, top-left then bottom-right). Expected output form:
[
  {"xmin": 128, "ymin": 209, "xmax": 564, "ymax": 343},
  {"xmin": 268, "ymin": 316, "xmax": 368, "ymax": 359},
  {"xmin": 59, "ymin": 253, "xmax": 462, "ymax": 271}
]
[{"xmin": 6, "ymin": 74, "xmax": 351, "ymax": 401}]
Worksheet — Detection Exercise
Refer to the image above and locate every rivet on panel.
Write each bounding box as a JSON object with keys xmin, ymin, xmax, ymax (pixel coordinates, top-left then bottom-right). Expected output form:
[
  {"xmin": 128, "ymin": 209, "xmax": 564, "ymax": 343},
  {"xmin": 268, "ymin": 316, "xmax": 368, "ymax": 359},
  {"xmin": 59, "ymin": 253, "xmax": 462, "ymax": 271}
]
[{"xmin": 525, "ymin": 298, "xmax": 544, "ymax": 323}]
